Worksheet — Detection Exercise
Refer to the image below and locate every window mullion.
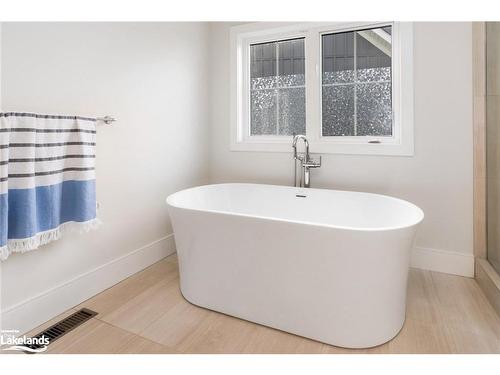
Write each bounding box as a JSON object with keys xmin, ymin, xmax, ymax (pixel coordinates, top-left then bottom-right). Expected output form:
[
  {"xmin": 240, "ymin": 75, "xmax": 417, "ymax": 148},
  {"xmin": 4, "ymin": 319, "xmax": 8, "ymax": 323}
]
[
  {"xmin": 275, "ymin": 42, "xmax": 280, "ymax": 136},
  {"xmin": 353, "ymin": 32, "xmax": 358, "ymax": 137},
  {"xmin": 305, "ymin": 30, "xmax": 320, "ymax": 143}
]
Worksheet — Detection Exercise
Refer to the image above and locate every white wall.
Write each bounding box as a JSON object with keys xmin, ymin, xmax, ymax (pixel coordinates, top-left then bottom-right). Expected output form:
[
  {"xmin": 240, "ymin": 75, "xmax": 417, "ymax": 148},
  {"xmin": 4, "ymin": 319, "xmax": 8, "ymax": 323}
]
[
  {"xmin": 0, "ymin": 22, "xmax": 210, "ymax": 332},
  {"xmin": 208, "ymin": 22, "xmax": 474, "ymax": 276}
]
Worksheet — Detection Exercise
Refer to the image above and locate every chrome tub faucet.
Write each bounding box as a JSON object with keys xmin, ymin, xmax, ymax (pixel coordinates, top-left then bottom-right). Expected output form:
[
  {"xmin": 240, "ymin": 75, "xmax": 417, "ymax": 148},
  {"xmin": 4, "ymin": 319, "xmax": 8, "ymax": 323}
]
[{"xmin": 292, "ymin": 135, "xmax": 321, "ymax": 188}]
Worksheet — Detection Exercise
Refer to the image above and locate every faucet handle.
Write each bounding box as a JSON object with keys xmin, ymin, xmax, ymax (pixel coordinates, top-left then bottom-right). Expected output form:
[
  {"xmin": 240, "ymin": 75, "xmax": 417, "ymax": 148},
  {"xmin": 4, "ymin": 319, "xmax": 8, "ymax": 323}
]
[{"xmin": 303, "ymin": 155, "xmax": 321, "ymax": 168}]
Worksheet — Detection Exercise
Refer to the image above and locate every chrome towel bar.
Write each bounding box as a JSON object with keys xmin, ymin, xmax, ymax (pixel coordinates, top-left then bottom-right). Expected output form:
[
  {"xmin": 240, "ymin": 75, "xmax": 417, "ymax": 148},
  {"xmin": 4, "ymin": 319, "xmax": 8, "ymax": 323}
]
[{"xmin": 96, "ymin": 116, "xmax": 116, "ymax": 125}]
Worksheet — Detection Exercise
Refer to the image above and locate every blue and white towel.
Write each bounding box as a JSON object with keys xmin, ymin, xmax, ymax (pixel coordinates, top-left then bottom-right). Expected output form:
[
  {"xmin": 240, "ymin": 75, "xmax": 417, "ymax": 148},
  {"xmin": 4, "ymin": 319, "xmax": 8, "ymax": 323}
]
[{"xmin": 0, "ymin": 113, "xmax": 100, "ymax": 261}]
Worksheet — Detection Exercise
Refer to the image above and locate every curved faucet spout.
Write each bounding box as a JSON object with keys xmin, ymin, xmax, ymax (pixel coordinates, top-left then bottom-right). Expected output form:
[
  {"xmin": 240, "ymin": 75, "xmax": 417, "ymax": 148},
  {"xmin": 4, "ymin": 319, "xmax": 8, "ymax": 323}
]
[{"xmin": 292, "ymin": 134, "xmax": 309, "ymax": 161}]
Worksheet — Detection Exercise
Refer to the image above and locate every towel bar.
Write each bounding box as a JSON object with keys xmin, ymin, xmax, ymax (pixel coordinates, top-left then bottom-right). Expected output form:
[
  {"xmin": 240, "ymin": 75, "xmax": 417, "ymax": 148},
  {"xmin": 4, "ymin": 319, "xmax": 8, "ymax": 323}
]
[{"xmin": 96, "ymin": 116, "xmax": 116, "ymax": 125}]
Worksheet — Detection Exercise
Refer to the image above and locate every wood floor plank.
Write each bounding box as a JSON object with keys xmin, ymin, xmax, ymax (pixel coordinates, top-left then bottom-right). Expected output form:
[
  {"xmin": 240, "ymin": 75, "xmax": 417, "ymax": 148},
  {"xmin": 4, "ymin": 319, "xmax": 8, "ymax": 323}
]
[
  {"xmin": 383, "ymin": 318, "xmax": 452, "ymax": 354},
  {"xmin": 75, "ymin": 257, "xmax": 178, "ymax": 316},
  {"xmin": 430, "ymin": 271, "xmax": 500, "ymax": 342},
  {"xmin": 41, "ymin": 318, "xmax": 176, "ymax": 354},
  {"xmin": 406, "ymin": 269, "xmax": 441, "ymax": 325},
  {"xmin": 45, "ymin": 319, "xmax": 130, "ymax": 354},
  {"xmin": 175, "ymin": 313, "xmax": 259, "ymax": 353},
  {"xmin": 140, "ymin": 297, "xmax": 215, "ymax": 347},
  {"xmin": 442, "ymin": 324, "xmax": 500, "ymax": 353},
  {"xmin": 242, "ymin": 326, "xmax": 324, "ymax": 354},
  {"xmin": 98, "ymin": 276, "xmax": 183, "ymax": 335},
  {"xmin": 116, "ymin": 333, "xmax": 179, "ymax": 354}
]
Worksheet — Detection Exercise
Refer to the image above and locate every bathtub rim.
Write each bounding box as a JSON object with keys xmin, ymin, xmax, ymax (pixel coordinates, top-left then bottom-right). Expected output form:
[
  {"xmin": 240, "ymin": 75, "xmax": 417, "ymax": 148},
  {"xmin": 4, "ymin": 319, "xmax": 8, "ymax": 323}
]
[{"xmin": 166, "ymin": 183, "xmax": 424, "ymax": 233}]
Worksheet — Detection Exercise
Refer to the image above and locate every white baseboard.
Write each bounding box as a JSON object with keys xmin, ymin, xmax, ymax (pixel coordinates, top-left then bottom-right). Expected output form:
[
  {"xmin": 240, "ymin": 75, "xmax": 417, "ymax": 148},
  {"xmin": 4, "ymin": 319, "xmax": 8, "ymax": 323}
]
[
  {"xmin": 1, "ymin": 234, "xmax": 176, "ymax": 335},
  {"xmin": 411, "ymin": 246, "xmax": 474, "ymax": 277}
]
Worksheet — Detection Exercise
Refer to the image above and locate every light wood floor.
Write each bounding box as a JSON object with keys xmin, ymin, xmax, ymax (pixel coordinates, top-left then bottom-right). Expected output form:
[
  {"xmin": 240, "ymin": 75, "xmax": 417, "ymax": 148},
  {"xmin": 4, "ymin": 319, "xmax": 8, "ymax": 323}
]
[{"xmin": 23, "ymin": 254, "xmax": 500, "ymax": 354}]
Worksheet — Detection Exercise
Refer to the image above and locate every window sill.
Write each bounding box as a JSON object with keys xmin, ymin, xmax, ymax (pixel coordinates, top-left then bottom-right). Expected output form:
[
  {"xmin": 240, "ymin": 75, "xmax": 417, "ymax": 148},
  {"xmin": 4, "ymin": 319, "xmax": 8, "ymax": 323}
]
[{"xmin": 230, "ymin": 140, "xmax": 414, "ymax": 156}]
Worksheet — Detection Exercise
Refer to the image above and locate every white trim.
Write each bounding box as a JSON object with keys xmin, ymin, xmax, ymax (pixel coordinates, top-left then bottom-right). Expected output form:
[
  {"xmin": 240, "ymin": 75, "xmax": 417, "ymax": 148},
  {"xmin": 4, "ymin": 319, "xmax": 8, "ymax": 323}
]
[
  {"xmin": 0, "ymin": 234, "xmax": 176, "ymax": 335},
  {"xmin": 230, "ymin": 22, "xmax": 414, "ymax": 156},
  {"xmin": 410, "ymin": 246, "xmax": 474, "ymax": 278}
]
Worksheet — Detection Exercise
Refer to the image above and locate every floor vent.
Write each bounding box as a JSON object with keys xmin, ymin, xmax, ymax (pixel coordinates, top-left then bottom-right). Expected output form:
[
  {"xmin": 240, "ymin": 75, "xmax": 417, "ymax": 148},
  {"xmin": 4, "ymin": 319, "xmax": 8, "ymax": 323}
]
[{"xmin": 26, "ymin": 308, "xmax": 98, "ymax": 353}]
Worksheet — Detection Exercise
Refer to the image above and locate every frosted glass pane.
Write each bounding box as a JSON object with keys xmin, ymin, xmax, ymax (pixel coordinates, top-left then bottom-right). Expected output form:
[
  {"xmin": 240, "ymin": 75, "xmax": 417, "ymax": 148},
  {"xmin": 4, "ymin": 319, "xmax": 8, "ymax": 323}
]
[
  {"xmin": 322, "ymin": 32, "xmax": 354, "ymax": 84},
  {"xmin": 251, "ymin": 76, "xmax": 277, "ymax": 90},
  {"xmin": 278, "ymin": 88, "xmax": 306, "ymax": 135},
  {"xmin": 356, "ymin": 66, "xmax": 391, "ymax": 83},
  {"xmin": 356, "ymin": 82, "xmax": 392, "ymax": 136},
  {"xmin": 322, "ymin": 85, "xmax": 355, "ymax": 136},
  {"xmin": 277, "ymin": 74, "xmax": 305, "ymax": 88},
  {"xmin": 250, "ymin": 90, "xmax": 277, "ymax": 135}
]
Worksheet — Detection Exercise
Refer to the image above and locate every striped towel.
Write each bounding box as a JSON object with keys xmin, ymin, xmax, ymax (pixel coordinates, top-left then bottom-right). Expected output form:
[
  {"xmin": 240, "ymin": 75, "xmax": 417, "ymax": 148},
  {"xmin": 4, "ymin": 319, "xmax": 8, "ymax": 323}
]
[{"xmin": 0, "ymin": 113, "xmax": 100, "ymax": 261}]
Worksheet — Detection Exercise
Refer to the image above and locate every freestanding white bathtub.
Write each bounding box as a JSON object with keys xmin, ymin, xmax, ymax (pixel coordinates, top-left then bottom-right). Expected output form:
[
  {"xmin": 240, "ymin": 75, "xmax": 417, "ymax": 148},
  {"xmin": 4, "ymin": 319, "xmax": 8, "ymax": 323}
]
[{"xmin": 166, "ymin": 183, "xmax": 424, "ymax": 348}]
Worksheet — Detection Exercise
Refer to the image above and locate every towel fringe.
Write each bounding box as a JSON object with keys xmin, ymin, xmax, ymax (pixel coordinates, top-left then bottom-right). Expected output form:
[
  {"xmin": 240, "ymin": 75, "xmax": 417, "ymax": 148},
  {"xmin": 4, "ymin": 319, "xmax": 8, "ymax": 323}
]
[{"xmin": 0, "ymin": 218, "xmax": 101, "ymax": 261}]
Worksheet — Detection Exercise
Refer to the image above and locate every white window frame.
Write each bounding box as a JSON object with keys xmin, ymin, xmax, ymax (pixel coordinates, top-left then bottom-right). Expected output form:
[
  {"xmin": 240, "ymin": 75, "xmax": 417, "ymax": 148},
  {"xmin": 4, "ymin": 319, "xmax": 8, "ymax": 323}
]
[{"xmin": 230, "ymin": 22, "xmax": 414, "ymax": 156}]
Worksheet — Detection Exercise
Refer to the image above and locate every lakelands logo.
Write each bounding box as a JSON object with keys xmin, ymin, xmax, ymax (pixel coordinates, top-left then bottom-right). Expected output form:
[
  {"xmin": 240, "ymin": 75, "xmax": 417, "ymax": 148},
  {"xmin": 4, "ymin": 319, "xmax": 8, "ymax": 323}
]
[{"xmin": 1, "ymin": 330, "xmax": 49, "ymax": 353}]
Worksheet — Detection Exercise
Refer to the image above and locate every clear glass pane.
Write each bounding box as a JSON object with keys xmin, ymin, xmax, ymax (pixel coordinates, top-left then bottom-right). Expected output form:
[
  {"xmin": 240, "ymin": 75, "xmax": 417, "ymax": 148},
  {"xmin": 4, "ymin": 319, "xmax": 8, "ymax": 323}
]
[
  {"xmin": 322, "ymin": 85, "xmax": 355, "ymax": 136},
  {"xmin": 322, "ymin": 32, "xmax": 355, "ymax": 84},
  {"xmin": 277, "ymin": 39, "xmax": 305, "ymax": 87},
  {"xmin": 250, "ymin": 42, "xmax": 277, "ymax": 90},
  {"xmin": 356, "ymin": 26, "xmax": 392, "ymax": 83},
  {"xmin": 356, "ymin": 82, "xmax": 392, "ymax": 136},
  {"xmin": 250, "ymin": 89, "xmax": 277, "ymax": 135},
  {"xmin": 278, "ymin": 88, "xmax": 306, "ymax": 135}
]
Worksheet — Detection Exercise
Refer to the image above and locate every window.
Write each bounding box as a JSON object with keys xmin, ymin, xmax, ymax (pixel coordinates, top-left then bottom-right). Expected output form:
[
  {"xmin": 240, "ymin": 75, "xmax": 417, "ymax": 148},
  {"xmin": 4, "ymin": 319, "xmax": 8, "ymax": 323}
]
[
  {"xmin": 230, "ymin": 22, "xmax": 414, "ymax": 155},
  {"xmin": 250, "ymin": 38, "xmax": 306, "ymax": 136},
  {"xmin": 321, "ymin": 27, "xmax": 392, "ymax": 137}
]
